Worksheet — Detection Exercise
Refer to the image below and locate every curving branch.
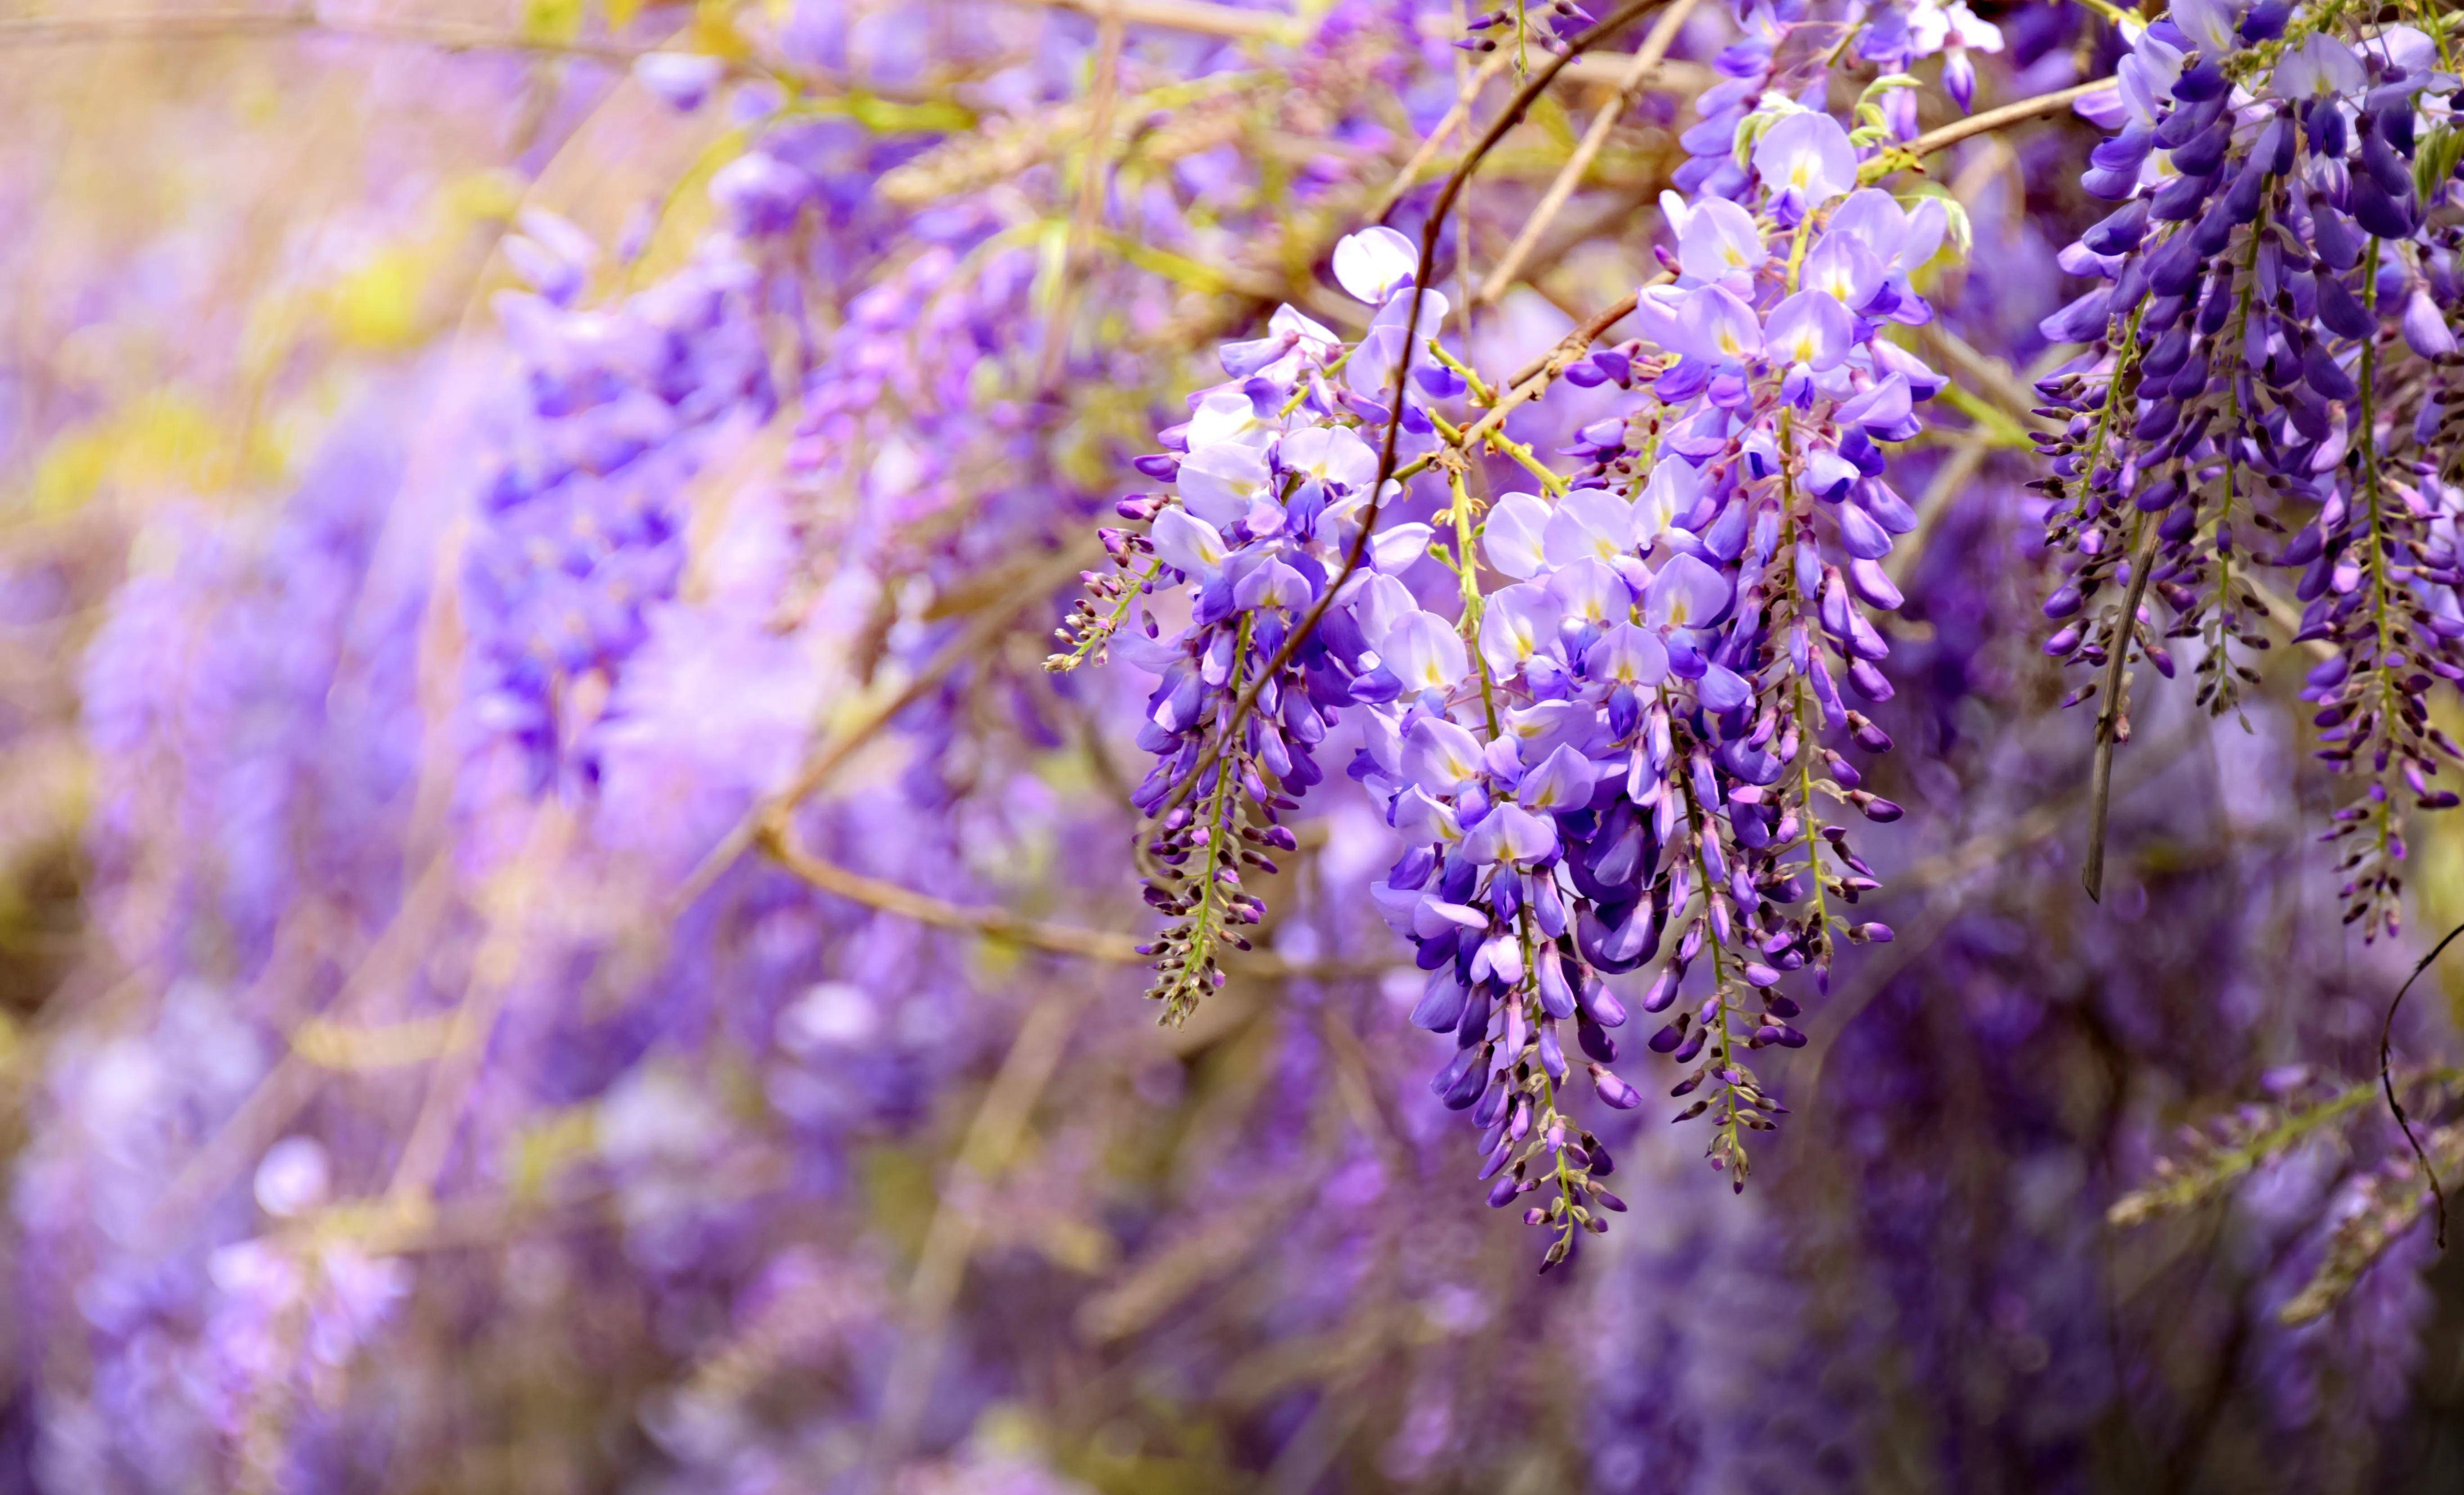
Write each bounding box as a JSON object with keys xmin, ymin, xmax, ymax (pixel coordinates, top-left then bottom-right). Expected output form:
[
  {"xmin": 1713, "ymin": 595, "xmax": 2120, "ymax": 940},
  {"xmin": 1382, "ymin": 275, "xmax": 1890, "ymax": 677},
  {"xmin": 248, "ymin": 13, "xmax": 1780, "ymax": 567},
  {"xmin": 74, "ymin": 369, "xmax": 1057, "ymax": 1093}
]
[
  {"xmin": 1025, "ymin": 0, "xmax": 1308, "ymax": 43},
  {"xmin": 1476, "ymin": 0, "xmax": 1704, "ymax": 304},
  {"xmin": 1903, "ymin": 77, "xmax": 2116, "ymax": 161},
  {"xmin": 2380, "ymin": 921, "xmax": 2464, "ymax": 1248},
  {"xmin": 763, "ymin": 821, "xmax": 1148, "ymax": 963},
  {"xmin": 764, "ymin": 821, "xmax": 1396, "ymax": 978},
  {"xmin": 672, "ymin": 545, "xmax": 1098, "ymax": 914}
]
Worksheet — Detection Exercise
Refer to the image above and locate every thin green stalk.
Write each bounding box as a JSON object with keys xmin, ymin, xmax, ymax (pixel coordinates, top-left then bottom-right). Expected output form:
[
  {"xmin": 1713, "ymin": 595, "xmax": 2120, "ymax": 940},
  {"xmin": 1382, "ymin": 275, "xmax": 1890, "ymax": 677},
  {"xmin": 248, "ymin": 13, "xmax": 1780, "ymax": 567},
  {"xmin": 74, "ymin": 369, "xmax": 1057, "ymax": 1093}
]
[
  {"xmin": 2357, "ymin": 237, "xmax": 2397, "ymax": 873},
  {"xmin": 1154, "ymin": 613, "xmax": 1252, "ymax": 1022}
]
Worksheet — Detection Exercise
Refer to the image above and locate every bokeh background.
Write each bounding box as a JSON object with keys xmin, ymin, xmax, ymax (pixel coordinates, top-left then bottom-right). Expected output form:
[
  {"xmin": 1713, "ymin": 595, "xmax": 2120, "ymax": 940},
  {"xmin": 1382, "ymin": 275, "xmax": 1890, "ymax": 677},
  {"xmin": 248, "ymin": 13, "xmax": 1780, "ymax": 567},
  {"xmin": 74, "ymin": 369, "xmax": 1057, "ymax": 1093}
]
[{"xmin": 4, "ymin": 1, "xmax": 2464, "ymax": 1491}]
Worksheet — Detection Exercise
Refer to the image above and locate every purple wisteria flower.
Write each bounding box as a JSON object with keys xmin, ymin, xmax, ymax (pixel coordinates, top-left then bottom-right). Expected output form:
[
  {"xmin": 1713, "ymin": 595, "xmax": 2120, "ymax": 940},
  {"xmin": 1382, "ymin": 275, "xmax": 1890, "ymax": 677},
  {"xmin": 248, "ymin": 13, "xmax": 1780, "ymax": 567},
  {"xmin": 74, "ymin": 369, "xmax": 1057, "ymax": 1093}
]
[
  {"xmin": 2034, "ymin": 8, "xmax": 2464, "ymax": 934},
  {"xmin": 465, "ymin": 213, "xmax": 780, "ymax": 797},
  {"xmin": 1066, "ymin": 87, "xmax": 1958, "ymax": 1261}
]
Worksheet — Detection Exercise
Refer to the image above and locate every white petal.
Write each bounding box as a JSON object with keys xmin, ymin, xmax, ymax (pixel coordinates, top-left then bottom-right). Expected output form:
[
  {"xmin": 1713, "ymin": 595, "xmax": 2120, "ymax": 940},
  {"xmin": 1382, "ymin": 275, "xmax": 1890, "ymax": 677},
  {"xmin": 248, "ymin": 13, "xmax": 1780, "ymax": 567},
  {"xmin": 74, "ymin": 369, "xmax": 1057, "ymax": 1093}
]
[
  {"xmin": 1542, "ymin": 489, "xmax": 1636, "ymax": 569},
  {"xmin": 1385, "ymin": 612, "xmax": 1468, "ymax": 691},
  {"xmin": 1482, "ymin": 492, "xmax": 1551, "ymax": 579},
  {"xmin": 1656, "ymin": 188, "xmax": 1695, "ymax": 241},
  {"xmin": 1351, "ymin": 573, "xmax": 1418, "ymax": 651},
  {"xmin": 1149, "ymin": 508, "xmax": 1228, "ymax": 576},
  {"xmin": 1186, "ymin": 388, "xmax": 1274, "ymax": 449},
  {"xmin": 1176, "ymin": 443, "xmax": 1268, "ymax": 529},
  {"xmin": 1371, "ymin": 521, "xmax": 1434, "ymax": 572},
  {"xmin": 1333, "ymin": 226, "xmax": 1419, "ymax": 304}
]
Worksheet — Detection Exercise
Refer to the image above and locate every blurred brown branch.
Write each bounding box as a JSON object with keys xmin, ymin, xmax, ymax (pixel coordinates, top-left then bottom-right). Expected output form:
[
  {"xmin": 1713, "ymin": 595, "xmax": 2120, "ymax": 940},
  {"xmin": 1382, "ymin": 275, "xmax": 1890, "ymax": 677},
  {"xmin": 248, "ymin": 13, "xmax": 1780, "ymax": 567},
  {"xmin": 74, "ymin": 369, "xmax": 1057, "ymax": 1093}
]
[
  {"xmin": 761, "ymin": 820, "xmax": 1148, "ymax": 963},
  {"xmin": 1902, "ymin": 77, "xmax": 2114, "ymax": 162},
  {"xmin": 763, "ymin": 820, "xmax": 1395, "ymax": 980},
  {"xmin": 671, "ymin": 546, "xmax": 1099, "ymax": 913},
  {"xmin": 0, "ymin": 7, "xmax": 669, "ymax": 65},
  {"xmin": 1476, "ymin": 0, "xmax": 1703, "ymax": 304},
  {"xmin": 1021, "ymin": 0, "xmax": 1307, "ymax": 42}
]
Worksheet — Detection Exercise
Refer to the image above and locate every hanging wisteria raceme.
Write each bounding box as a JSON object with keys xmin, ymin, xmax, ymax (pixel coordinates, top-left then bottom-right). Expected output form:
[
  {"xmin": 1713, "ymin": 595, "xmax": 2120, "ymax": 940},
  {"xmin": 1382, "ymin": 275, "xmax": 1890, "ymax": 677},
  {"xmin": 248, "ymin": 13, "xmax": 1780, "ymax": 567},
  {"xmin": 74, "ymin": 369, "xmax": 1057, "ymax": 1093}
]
[
  {"xmin": 1060, "ymin": 77, "xmax": 1979, "ymax": 1258},
  {"xmin": 2033, "ymin": 4, "xmax": 2464, "ymax": 926},
  {"xmin": 29, "ymin": 0, "xmax": 2464, "ymax": 1487}
]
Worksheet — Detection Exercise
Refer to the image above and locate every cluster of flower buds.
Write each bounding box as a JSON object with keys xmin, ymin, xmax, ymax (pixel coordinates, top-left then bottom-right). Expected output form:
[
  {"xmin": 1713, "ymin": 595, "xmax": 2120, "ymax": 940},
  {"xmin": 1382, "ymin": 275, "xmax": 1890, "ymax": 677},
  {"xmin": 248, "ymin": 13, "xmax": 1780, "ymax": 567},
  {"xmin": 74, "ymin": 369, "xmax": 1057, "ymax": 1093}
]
[
  {"xmin": 1069, "ymin": 96, "xmax": 1957, "ymax": 1260},
  {"xmin": 1676, "ymin": 5, "xmax": 1805, "ymax": 202},
  {"xmin": 1459, "ymin": 0, "xmax": 1607, "ymax": 58},
  {"xmin": 2033, "ymin": 7, "xmax": 2464, "ymax": 936},
  {"xmin": 2107, "ymin": 1063, "xmax": 2367, "ymax": 1228},
  {"xmin": 2278, "ymin": 1117, "xmax": 2461, "ymax": 1326}
]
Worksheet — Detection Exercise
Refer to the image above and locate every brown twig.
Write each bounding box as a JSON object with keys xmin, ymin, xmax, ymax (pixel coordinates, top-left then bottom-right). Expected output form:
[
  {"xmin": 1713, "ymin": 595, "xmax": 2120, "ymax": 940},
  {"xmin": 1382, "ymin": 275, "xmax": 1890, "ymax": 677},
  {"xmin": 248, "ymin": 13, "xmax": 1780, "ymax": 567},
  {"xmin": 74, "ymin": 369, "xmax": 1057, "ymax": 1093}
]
[
  {"xmin": 1019, "ymin": 0, "xmax": 1307, "ymax": 43},
  {"xmin": 1885, "ymin": 432, "xmax": 1991, "ymax": 589},
  {"xmin": 1555, "ymin": 51, "xmax": 1713, "ymax": 90},
  {"xmin": 1462, "ymin": 278, "xmax": 1656, "ymax": 450},
  {"xmin": 2381, "ymin": 921, "xmax": 2464, "ymax": 1249},
  {"xmin": 763, "ymin": 822, "xmax": 1145, "ymax": 962},
  {"xmin": 764, "ymin": 821, "xmax": 1394, "ymax": 978},
  {"xmin": 1475, "ymin": 0, "xmax": 1702, "ymax": 304},
  {"xmin": 1900, "ymin": 78, "xmax": 2116, "ymax": 161},
  {"xmin": 1921, "ymin": 322, "xmax": 2051, "ymax": 428},
  {"xmin": 1504, "ymin": 277, "xmax": 1650, "ymax": 389},
  {"xmin": 670, "ymin": 546, "xmax": 1096, "ymax": 913},
  {"xmin": 1373, "ymin": 50, "xmax": 1515, "ymax": 220},
  {"xmin": 2083, "ymin": 520, "xmax": 2158, "ymax": 902}
]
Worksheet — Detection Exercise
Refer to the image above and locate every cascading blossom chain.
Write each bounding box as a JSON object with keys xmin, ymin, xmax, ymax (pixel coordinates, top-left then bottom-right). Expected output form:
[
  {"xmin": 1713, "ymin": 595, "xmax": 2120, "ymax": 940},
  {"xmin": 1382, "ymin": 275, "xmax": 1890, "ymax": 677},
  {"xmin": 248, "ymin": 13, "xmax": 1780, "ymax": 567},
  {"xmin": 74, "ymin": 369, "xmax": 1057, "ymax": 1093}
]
[
  {"xmin": 2034, "ymin": 1, "xmax": 2464, "ymax": 935},
  {"xmin": 1062, "ymin": 95, "xmax": 1965, "ymax": 1262}
]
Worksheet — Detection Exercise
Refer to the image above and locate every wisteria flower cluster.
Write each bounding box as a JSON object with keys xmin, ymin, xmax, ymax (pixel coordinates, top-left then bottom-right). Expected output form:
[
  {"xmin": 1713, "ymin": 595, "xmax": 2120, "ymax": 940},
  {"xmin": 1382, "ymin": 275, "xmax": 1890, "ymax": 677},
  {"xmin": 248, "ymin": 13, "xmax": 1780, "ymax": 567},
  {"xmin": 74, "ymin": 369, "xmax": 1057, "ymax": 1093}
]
[
  {"xmin": 15, "ymin": 0, "xmax": 2464, "ymax": 1488},
  {"xmin": 467, "ymin": 221, "xmax": 779, "ymax": 793},
  {"xmin": 1062, "ymin": 92, "xmax": 1979, "ymax": 1252},
  {"xmin": 2034, "ymin": 5, "xmax": 2464, "ymax": 928}
]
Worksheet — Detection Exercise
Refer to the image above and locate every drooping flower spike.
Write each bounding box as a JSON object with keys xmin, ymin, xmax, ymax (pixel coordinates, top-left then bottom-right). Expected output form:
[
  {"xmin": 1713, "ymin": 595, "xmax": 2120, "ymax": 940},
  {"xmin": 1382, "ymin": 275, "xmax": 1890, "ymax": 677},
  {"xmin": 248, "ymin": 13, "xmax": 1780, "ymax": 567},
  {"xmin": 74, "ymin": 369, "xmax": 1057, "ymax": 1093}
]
[
  {"xmin": 1067, "ymin": 82, "xmax": 1960, "ymax": 1261},
  {"xmin": 2034, "ymin": 9, "xmax": 2464, "ymax": 932}
]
